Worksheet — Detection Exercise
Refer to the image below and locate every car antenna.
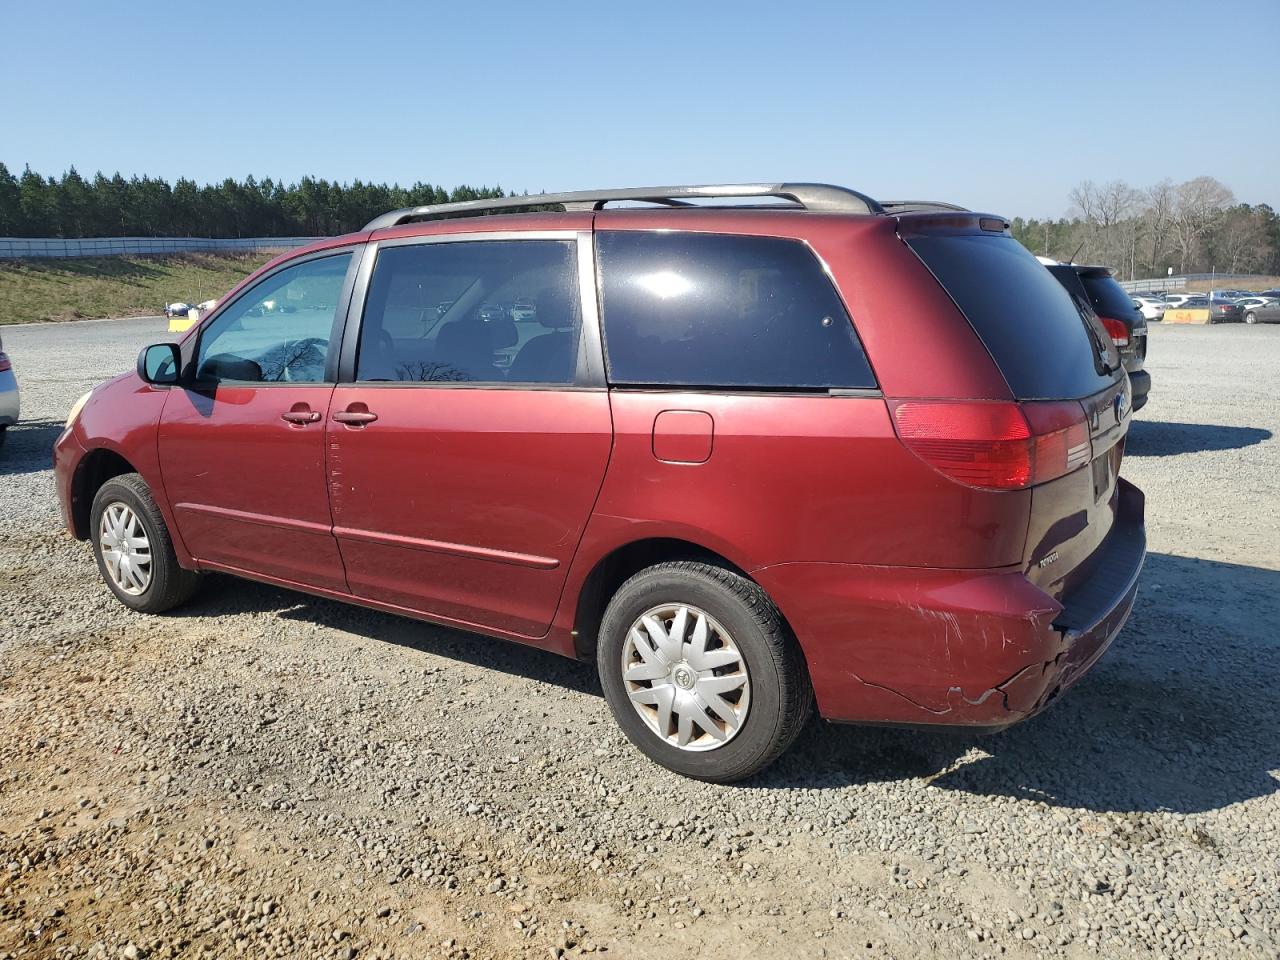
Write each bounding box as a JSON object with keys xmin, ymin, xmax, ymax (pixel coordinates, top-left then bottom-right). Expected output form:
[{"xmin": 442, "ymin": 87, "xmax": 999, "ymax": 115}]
[{"xmin": 1067, "ymin": 239, "xmax": 1086, "ymax": 264}]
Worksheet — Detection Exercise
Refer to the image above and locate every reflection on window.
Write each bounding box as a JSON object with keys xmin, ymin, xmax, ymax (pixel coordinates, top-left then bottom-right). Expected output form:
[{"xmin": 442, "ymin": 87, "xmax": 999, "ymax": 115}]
[
  {"xmin": 598, "ymin": 232, "xmax": 875, "ymax": 389},
  {"xmin": 195, "ymin": 254, "xmax": 351, "ymax": 383}
]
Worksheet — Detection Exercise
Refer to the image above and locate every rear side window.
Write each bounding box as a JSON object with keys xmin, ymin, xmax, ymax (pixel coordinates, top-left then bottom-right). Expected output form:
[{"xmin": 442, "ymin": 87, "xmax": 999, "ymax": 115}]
[
  {"xmin": 906, "ymin": 235, "xmax": 1119, "ymax": 400},
  {"xmin": 597, "ymin": 232, "xmax": 875, "ymax": 390}
]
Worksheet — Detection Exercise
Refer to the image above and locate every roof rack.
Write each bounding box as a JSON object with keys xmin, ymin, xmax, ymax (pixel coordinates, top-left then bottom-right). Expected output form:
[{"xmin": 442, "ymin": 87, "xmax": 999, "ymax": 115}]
[
  {"xmin": 363, "ymin": 182, "xmax": 885, "ymax": 230},
  {"xmin": 879, "ymin": 200, "xmax": 970, "ymax": 214}
]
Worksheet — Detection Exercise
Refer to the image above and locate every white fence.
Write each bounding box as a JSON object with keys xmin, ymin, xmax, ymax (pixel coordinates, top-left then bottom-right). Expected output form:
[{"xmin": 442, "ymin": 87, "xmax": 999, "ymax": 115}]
[
  {"xmin": 1120, "ymin": 274, "xmax": 1270, "ymax": 294},
  {"xmin": 0, "ymin": 236, "xmax": 322, "ymax": 259}
]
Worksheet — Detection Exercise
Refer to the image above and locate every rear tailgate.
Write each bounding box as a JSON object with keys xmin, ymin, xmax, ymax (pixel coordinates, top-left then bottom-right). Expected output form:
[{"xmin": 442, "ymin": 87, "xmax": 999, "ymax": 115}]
[
  {"xmin": 1024, "ymin": 374, "xmax": 1131, "ymax": 597},
  {"xmin": 900, "ymin": 218, "xmax": 1132, "ymax": 597}
]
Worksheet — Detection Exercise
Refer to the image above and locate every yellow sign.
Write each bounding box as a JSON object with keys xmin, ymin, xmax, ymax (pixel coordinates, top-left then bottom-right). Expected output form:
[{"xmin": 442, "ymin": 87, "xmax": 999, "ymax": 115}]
[{"xmin": 1163, "ymin": 308, "xmax": 1211, "ymax": 325}]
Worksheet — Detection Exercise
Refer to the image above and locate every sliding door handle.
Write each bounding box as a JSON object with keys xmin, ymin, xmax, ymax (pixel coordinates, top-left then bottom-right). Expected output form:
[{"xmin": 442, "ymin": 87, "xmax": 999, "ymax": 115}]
[{"xmin": 332, "ymin": 409, "xmax": 378, "ymax": 425}]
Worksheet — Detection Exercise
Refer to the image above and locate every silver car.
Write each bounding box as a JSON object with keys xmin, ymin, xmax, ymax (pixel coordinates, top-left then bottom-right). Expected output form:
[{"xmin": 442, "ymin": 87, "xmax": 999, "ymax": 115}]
[{"xmin": 0, "ymin": 331, "xmax": 19, "ymax": 445}]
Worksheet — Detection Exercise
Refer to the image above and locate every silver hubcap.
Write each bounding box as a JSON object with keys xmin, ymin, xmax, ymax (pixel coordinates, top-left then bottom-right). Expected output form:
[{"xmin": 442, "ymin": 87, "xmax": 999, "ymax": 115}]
[
  {"xmin": 98, "ymin": 502, "xmax": 152, "ymax": 595},
  {"xmin": 621, "ymin": 603, "xmax": 751, "ymax": 752}
]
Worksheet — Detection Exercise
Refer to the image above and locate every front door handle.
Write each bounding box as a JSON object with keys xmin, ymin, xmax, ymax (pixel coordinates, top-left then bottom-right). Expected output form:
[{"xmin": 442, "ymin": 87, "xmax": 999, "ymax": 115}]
[
  {"xmin": 281, "ymin": 405, "xmax": 321, "ymax": 425},
  {"xmin": 332, "ymin": 406, "xmax": 378, "ymax": 426}
]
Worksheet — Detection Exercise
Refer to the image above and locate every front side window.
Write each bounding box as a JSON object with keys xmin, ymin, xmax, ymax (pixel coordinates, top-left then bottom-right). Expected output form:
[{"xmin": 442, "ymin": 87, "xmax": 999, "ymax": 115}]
[
  {"xmin": 356, "ymin": 240, "xmax": 580, "ymax": 384},
  {"xmin": 196, "ymin": 253, "xmax": 352, "ymax": 383},
  {"xmin": 597, "ymin": 231, "xmax": 876, "ymax": 390}
]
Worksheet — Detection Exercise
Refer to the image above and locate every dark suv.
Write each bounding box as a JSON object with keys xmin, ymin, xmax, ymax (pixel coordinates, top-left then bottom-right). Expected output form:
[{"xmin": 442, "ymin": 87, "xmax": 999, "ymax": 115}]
[
  {"xmin": 1042, "ymin": 261, "xmax": 1151, "ymax": 411},
  {"xmin": 54, "ymin": 183, "xmax": 1145, "ymax": 782}
]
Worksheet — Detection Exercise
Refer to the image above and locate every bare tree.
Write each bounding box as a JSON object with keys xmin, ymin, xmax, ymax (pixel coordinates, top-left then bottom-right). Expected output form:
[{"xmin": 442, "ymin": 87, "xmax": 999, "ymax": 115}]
[
  {"xmin": 1211, "ymin": 206, "xmax": 1270, "ymax": 274},
  {"xmin": 1142, "ymin": 179, "xmax": 1176, "ymax": 275},
  {"xmin": 1068, "ymin": 179, "xmax": 1141, "ymax": 270},
  {"xmin": 1170, "ymin": 176, "xmax": 1234, "ymax": 272}
]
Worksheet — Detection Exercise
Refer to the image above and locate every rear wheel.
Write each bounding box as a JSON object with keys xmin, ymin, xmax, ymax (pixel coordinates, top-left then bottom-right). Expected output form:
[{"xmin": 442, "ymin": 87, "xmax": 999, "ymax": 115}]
[
  {"xmin": 1245, "ymin": 311, "xmax": 1257, "ymax": 324},
  {"xmin": 90, "ymin": 473, "xmax": 200, "ymax": 613},
  {"xmin": 597, "ymin": 561, "xmax": 812, "ymax": 782}
]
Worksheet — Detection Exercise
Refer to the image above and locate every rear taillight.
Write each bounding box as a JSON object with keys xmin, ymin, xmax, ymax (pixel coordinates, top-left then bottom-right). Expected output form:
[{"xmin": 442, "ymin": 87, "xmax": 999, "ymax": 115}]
[
  {"xmin": 891, "ymin": 400, "xmax": 1090, "ymax": 491},
  {"xmin": 1098, "ymin": 316, "xmax": 1130, "ymax": 346},
  {"xmin": 0, "ymin": 352, "xmax": 11, "ymax": 373}
]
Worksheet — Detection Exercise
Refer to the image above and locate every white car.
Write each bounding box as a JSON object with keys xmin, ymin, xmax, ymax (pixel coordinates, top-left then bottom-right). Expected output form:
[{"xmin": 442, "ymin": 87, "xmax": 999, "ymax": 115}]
[
  {"xmin": 1163, "ymin": 293, "xmax": 1197, "ymax": 308},
  {"xmin": 1132, "ymin": 296, "xmax": 1166, "ymax": 321},
  {"xmin": 1233, "ymin": 297, "xmax": 1273, "ymax": 312},
  {"xmin": 0, "ymin": 331, "xmax": 19, "ymax": 447}
]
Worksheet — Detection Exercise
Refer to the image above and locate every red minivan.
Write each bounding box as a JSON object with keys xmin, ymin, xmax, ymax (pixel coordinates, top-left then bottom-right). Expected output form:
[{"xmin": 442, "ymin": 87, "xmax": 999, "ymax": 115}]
[{"xmin": 54, "ymin": 184, "xmax": 1145, "ymax": 782}]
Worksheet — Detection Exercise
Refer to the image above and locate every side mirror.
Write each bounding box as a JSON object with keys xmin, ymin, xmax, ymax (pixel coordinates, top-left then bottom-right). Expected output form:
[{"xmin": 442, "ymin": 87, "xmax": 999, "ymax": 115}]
[{"xmin": 137, "ymin": 342, "xmax": 181, "ymax": 385}]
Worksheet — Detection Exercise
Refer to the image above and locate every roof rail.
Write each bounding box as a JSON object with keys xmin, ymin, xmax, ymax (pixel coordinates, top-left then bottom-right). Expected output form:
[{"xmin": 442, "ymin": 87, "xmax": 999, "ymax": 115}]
[
  {"xmin": 362, "ymin": 182, "xmax": 885, "ymax": 230},
  {"xmin": 879, "ymin": 200, "xmax": 970, "ymax": 214}
]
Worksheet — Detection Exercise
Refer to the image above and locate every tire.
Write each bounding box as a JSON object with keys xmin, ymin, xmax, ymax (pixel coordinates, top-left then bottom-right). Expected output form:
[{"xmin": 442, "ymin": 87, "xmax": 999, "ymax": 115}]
[
  {"xmin": 597, "ymin": 561, "xmax": 812, "ymax": 782},
  {"xmin": 90, "ymin": 472, "xmax": 200, "ymax": 613},
  {"xmin": 1245, "ymin": 312, "xmax": 1257, "ymax": 324}
]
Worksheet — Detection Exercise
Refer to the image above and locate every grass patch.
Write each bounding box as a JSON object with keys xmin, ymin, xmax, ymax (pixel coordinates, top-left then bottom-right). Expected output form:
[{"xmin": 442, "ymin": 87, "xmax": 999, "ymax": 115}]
[
  {"xmin": 0, "ymin": 251, "xmax": 279, "ymax": 324},
  {"xmin": 1186, "ymin": 276, "xmax": 1280, "ymax": 294}
]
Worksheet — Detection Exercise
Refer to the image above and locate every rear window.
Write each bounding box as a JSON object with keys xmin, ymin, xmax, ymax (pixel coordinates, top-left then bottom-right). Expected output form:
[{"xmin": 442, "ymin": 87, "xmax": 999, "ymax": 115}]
[
  {"xmin": 1079, "ymin": 273, "xmax": 1142, "ymax": 321},
  {"xmin": 906, "ymin": 234, "xmax": 1119, "ymax": 400},
  {"xmin": 597, "ymin": 232, "xmax": 875, "ymax": 390}
]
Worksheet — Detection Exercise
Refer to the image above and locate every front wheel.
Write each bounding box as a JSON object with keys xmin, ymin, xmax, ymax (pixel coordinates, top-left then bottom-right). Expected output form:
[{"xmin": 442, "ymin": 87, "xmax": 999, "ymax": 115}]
[
  {"xmin": 597, "ymin": 561, "xmax": 812, "ymax": 782},
  {"xmin": 1245, "ymin": 311, "xmax": 1257, "ymax": 324},
  {"xmin": 90, "ymin": 473, "xmax": 200, "ymax": 613}
]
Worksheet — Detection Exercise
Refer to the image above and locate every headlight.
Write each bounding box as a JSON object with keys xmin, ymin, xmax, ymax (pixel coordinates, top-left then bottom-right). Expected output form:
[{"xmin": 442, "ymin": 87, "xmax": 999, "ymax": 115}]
[{"xmin": 65, "ymin": 390, "xmax": 93, "ymax": 429}]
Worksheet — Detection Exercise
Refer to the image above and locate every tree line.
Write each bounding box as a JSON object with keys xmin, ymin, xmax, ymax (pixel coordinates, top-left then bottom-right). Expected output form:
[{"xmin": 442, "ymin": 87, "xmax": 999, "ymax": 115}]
[
  {"xmin": 0, "ymin": 164, "xmax": 507, "ymax": 239},
  {"xmin": 3, "ymin": 164, "xmax": 1278, "ymax": 280},
  {"xmin": 1010, "ymin": 176, "xmax": 1280, "ymax": 280}
]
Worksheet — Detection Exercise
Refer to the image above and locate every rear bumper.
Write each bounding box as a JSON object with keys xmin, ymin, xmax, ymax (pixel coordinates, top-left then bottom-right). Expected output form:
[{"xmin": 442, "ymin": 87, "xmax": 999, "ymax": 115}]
[
  {"xmin": 1128, "ymin": 369, "xmax": 1151, "ymax": 411},
  {"xmin": 0, "ymin": 370, "xmax": 19, "ymax": 426},
  {"xmin": 756, "ymin": 479, "xmax": 1146, "ymax": 728}
]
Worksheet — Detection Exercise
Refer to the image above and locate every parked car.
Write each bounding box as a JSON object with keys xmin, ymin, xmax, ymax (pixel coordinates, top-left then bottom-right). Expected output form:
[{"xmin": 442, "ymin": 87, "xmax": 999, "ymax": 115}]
[
  {"xmin": 1233, "ymin": 297, "xmax": 1273, "ymax": 313},
  {"xmin": 54, "ymin": 183, "xmax": 1145, "ymax": 782},
  {"xmin": 1041, "ymin": 260, "xmax": 1151, "ymax": 411},
  {"xmin": 1132, "ymin": 296, "xmax": 1166, "ymax": 322},
  {"xmin": 478, "ymin": 303, "xmax": 508, "ymax": 323},
  {"xmin": 1210, "ymin": 299, "xmax": 1244, "ymax": 323},
  {"xmin": 1242, "ymin": 299, "xmax": 1280, "ymax": 324},
  {"xmin": 0, "ymin": 331, "xmax": 18, "ymax": 446},
  {"xmin": 510, "ymin": 301, "xmax": 537, "ymax": 322},
  {"xmin": 163, "ymin": 302, "xmax": 192, "ymax": 318}
]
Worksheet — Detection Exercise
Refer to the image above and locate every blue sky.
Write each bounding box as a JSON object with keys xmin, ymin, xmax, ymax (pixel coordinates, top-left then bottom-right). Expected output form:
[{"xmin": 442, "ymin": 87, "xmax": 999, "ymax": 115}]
[{"xmin": 2, "ymin": 0, "xmax": 1276, "ymax": 219}]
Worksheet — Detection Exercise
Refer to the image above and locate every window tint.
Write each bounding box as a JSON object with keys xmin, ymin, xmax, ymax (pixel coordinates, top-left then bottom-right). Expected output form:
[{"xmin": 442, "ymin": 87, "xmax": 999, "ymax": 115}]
[
  {"xmin": 196, "ymin": 253, "xmax": 351, "ymax": 383},
  {"xmin": 357, "ymin": 240, "xmax": 580, "ymax": 384},
  {"xmin": 1079, "ymin": 273, "xmax": 1142, "ymax": 321},
  {"xmin": 907, "ymin": 235, "xmax": 1120, "ymax": 400},
  {"xmin": 597, "ymin": 232, "xmax": 875, "ymax": 390}
]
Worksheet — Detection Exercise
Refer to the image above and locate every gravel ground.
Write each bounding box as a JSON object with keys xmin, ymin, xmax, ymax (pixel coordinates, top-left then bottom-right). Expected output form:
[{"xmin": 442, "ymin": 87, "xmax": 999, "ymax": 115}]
[{"xmin": 1, "ymin": 319, "xmax": 1277, "ymax": 960}]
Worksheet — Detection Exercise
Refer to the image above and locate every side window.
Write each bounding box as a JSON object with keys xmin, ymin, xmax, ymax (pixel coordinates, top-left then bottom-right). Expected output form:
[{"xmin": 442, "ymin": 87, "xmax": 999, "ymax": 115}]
[
  {"xmin": 196, "ymin": 253, "xmax": 352, "ymax": 383},
  {"xmin": 356, "ymin": 240, "xmax": 580, "ymax": 384},
  {"xmin": 597, "ymin": 232, "xmax": 876, "ymax": 390}
]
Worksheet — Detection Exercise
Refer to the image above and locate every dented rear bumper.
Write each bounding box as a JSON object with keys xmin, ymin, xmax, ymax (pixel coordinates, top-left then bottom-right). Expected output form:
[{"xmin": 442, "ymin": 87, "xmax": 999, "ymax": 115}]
[{"xmin": 754, "ymin": 479, "xmax": 1146, "ymax": 728}]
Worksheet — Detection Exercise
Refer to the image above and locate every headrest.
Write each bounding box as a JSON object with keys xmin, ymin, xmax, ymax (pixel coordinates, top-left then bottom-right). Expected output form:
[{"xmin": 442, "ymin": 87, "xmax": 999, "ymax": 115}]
[{"xmin": 536, "ymin": 284, "xmax": 577, "ymax": 331}]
